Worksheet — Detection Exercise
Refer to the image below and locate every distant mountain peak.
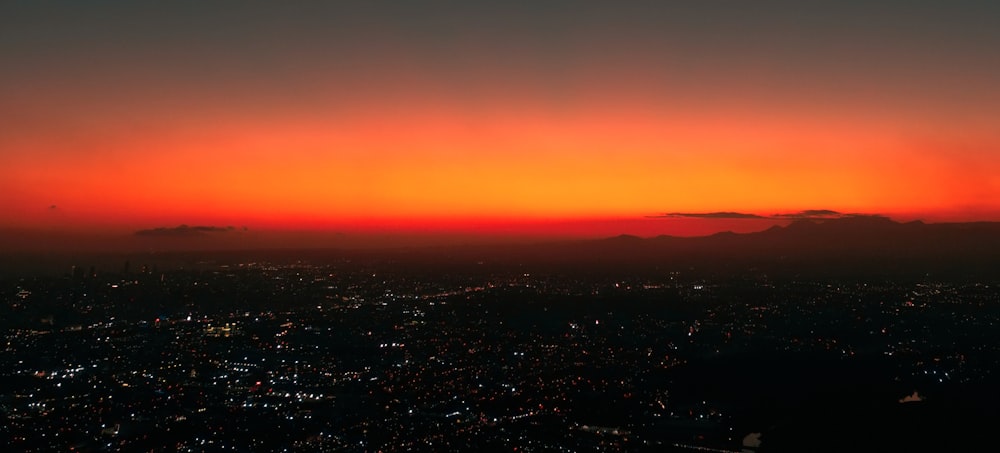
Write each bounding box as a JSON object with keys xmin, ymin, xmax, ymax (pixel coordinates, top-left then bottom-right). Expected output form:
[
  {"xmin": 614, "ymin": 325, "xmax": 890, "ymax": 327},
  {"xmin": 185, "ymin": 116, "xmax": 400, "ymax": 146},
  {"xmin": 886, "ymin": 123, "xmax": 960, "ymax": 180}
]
[{"xmin": 606, "ymin": 234, "xmax": 643, "ymax": 242}]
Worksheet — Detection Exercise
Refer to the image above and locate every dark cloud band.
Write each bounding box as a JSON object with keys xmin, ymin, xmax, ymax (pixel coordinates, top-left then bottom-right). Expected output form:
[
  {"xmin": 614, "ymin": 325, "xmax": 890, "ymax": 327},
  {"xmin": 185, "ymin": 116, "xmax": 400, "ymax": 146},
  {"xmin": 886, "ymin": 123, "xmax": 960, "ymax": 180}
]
[
  {"xmin": 650, "ymin": 212, "xmax": 768, "ymax": 219},
  {"xmin": 135, "ymin": 225, "xmax": 240, "ymax": 237},
  {"xmin": 650, "ymin": 210, "xmax": 882, "ymax": 220}
]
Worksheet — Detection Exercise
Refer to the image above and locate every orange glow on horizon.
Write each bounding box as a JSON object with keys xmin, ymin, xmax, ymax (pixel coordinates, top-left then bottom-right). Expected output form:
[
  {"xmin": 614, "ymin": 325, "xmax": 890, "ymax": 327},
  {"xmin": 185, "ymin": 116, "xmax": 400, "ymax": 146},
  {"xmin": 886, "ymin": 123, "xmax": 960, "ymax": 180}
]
[
  {"xmin": 4, "ymin": 2, "xmax": 1000, "ymax": 245},
  {"xmin": 4, "ymin": 105, "xmax": 999, "ymax": 236}
]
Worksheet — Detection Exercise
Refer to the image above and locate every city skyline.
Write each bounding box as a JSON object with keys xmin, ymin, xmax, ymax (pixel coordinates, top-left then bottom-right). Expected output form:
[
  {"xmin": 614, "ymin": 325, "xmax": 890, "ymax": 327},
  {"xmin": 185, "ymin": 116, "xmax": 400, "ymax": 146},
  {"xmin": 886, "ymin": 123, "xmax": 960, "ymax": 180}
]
[{"xmin": 3, "ymin": 1, "xmax": 999, "ymax": 248}]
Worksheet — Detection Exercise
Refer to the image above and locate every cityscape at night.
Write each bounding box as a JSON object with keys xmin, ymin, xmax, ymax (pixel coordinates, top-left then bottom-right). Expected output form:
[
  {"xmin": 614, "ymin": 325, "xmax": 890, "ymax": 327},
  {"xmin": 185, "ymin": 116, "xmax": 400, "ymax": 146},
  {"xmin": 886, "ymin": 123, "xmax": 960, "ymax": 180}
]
[{"xmin": 4, "ymin": 219, "xmax": 1000, "ymax": 451}]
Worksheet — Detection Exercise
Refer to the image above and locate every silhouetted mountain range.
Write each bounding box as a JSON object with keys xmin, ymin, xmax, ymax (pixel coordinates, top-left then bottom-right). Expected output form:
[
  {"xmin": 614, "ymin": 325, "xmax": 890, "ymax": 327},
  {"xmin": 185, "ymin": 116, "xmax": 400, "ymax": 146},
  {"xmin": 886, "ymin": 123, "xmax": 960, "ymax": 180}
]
[
  {"xmin": 404, "ymin": 216, "xmax": 1000, "ymax": 278},
  {"xmin": 4, "ymin": 217, "xmax": 999, "ymax": 278}
]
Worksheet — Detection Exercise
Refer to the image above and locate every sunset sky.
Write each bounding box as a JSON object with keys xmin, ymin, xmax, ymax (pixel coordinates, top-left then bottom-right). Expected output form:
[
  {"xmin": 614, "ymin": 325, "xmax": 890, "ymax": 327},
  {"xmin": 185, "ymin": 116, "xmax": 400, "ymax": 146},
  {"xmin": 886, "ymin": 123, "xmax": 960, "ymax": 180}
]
[{"xmin": 2, "ymin": 1, "xmax": 999, "ymax": 249}]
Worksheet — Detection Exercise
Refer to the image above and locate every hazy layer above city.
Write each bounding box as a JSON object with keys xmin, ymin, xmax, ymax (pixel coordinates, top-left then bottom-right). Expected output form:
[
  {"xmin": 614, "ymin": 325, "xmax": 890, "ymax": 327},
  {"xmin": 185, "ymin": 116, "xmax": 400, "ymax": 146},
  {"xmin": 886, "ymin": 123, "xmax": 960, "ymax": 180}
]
[
  {"xmin": 4, "ymin": 217, "xmax": 1000, "ymax": 280},
  {"xmin": 0, "ymin": 216, "xmax": 802, "ymax": 254}
]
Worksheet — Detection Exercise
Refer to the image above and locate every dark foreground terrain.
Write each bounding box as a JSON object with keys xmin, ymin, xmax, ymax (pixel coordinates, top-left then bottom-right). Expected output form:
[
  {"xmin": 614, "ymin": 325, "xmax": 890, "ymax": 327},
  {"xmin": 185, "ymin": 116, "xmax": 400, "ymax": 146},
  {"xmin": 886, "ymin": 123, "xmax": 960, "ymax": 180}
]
[{"xmin": 3, "ymin": 251, "xmax": 999, "ymax": 451}]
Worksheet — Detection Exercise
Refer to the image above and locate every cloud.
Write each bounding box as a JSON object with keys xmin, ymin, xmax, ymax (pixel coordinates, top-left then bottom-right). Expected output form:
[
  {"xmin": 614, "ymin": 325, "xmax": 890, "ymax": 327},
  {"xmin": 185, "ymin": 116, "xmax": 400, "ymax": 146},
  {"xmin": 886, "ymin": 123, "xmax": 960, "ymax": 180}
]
[
  {"xmin": 649, "ymin": 209, "xmax": 886, "ymax": 221},
  {"xmin": 771, "ymin": 209, "xmax": 855, "ymax": 219},
  {"xmin": 770, "ymin": 210, "xmax": 890, "ymax": 220},
  {"xmin": 898, "ymin": 391, "xmax": 925, "ymax": 403},
  {"xmin": 841, "ymin": 213, "xmax": 889, "ymax": 219},
  {"xmin": 135, "ymin": 225, "xmax": 239, "ymax": 237},
  {"xmin": 771, "ymin": 209, "xmax": 842, "ymax": 219},
  {"xmin": 742, "ymin": 432, "xmax": 763, "ymax": 448},
  {"xmin": 651, "ymin": 212, "xmax": 768, "ymax": 219}
]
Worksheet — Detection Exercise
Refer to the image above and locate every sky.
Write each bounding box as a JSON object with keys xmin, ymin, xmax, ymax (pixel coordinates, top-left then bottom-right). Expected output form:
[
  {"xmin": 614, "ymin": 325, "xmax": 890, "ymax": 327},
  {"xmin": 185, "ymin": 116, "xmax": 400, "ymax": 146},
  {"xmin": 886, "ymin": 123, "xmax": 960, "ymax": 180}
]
[{"xmin": 2, "ymin": 1, "xmax": 999, "ymax": 249}]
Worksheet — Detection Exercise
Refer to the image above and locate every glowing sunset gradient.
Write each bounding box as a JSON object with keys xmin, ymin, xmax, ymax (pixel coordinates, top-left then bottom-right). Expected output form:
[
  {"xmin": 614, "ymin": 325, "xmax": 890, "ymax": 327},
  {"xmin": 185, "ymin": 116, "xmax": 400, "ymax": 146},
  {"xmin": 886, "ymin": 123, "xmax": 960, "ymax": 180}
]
[{"xmin": 2, "ymin": 2, "xmax": 998, "ymax": 249}]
